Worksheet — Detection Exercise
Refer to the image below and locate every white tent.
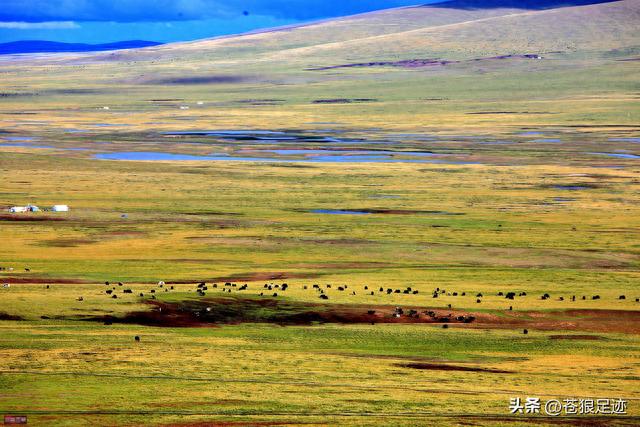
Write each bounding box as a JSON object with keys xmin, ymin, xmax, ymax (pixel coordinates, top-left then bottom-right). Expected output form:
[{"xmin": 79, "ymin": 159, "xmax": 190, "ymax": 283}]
[{"xmin": 52, "ymin": 205, "xmax": 69, "ymax": 212}]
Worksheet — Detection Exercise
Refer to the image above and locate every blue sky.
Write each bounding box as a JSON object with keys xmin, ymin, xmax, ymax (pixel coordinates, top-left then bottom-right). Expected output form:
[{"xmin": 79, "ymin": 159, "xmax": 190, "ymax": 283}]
[{"xmin": 0, "ymin": 1, "xmax": 434, "ymax": 44}]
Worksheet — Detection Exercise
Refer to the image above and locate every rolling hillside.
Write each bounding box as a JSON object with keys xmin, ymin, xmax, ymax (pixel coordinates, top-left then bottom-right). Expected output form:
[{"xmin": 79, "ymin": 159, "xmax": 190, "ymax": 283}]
[
  {"xmin": 0, "ymin": 0, "xmax": 637, "ymax": 132},
  {"xmin": 80, "ymin": 0, "xmax": 639, "ymax": 64}
]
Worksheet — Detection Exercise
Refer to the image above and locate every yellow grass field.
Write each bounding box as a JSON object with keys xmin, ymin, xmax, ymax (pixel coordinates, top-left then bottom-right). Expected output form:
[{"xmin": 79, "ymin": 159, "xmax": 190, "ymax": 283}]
[{"xmin": 1, "ymin": 0, "xmax": 639, "ymax": 425}]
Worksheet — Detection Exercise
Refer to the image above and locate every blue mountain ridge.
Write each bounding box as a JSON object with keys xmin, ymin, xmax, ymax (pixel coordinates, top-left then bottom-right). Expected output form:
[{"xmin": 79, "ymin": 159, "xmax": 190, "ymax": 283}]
[{"xmin": 0, "ymin": 40, "xmax": 162, "ymax": 55}]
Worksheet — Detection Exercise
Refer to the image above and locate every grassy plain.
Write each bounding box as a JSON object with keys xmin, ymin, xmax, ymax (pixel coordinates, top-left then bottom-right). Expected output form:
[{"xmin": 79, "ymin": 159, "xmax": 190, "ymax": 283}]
[
  {"xmin": 1, "ymin": 142, "xmax": 639, "ymax": 425},
  {"xmin": 1, "ymin": 0, "xmax": 640, "ymax": 425}
]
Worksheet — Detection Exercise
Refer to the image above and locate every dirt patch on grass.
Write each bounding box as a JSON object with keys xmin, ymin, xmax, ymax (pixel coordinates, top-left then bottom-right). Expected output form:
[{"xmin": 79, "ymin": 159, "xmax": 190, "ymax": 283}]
[
  {"xmin": 298, "ymin": 208, "xmax": 463, "ymax": 215},
  {"xmin": 305, "ymin": 238, "xmax": 375, "ymax": 245},
  {"xmin": 235, "ymin": 99, "xmax": 286, "ymax": 106},
  {"xmin": 38, "ymin": 238, "xmax": 98, "ymax": 247},
  {"xmin": 548, "ymin": 335, "xmax": 605, "ymax": 340},
  {"xmin": 78, "ymin": 293, "xmax": 640, "ymax": 334},
  {"xmin": 312, "ymin": 98, "xmax": 377, "ymax": 104},
  {"xmin": 212, "ymin": 272, "xmax": 322, "ymax": 282},
  {"xmin": 368, "ymin": 209, "xmax": 463, "ymax": 215},
  {"xmin": 477, "ymin": 54, "xmax": 545, "ymax": 61},
  {"xmin": 308, "ymin": 59, "xmax": 451, "ymax": 71},
  {"xmin": 156, "ymin": 217, "xmax": 242, "ymax": 228},
  {"xmin": 162, "ymin": 272, "xmax": 323, "ymax": 285},
  {"xmin": 0, "ymin": 312, "xmax": 23, "ymax": 320},
  {"xmin": 454, "ymin": 415, "xmax": 637, "ymax": 426},
  {"xmin": 290, "ymin": 262, "xmax": 393, "ymax": 270},
  {"xmin": 147, "ymin": 399, "xmax": 248, "ymax": 408},
  {"xmin": 186, "ymin": 236, "xmax": 374, "ymax": 248},
  {"xmin": 0, "ymin": 214, "xmax": 66, "ymax": 222},
  {"xmin": 0, "ymin": 92, "xmax": 37, "ymax": 98},
  {"xmin": 183, "ymin": 212, "xmax": 243, "ymax": 217},
  {"xmin": 158, "ymin": 422, "xmax": 300, "ymax": 427},
  {"xmin": 396, "ymin": 362, "xmax": 512, "ymax": 374},
  {"xmin": 89, "ymin": 297, "xmax": 484, "ymax": 328},
  {"xmin": 101, "ymin": 230, "xmax": 148, "ymax": 237},
  {"xmin": 0, "ymin": 276, "xmax": 91, "ymax": 284},
  {"xmin": 471, "ymin": 309, "xmax": 640, "ymax": 334},
  {"xmin": 142, "ymin": 75, "xmax": 253, "ymax": 85},
  {"xmin": 467, "ymin": 111, "xmax": 553, "ymax": 115},
  {"xmin": 307, "ymin": 54, "xmax": 546, "ymax": 72}
]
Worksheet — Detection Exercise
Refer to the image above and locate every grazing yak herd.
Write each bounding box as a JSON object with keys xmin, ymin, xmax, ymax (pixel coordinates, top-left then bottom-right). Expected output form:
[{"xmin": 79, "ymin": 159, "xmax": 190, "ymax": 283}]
[
  {"xmin": 88, "ymin": 279, "xmax": 638, "ymax": 320},
  {"xmin": 0, "ymin": 273, "xmax": 636, "ymax": 308},
  {"xmin": 102, "ymin": 281, "xmax": 175, "ymax": 299},
  {"xmin": 0, "ymin": 267, "xmax": 636, "ymax": 309},
  {"xmin": 162, "ymin": 280, "xmax": 634, "ymax": 306},
  {"xmin": 1, "ymin": 270, "xmax": 638, "ymax": 340},
  {"xmin": 75, "ymin": 279, "xmax": 636, "ymax": 339}
]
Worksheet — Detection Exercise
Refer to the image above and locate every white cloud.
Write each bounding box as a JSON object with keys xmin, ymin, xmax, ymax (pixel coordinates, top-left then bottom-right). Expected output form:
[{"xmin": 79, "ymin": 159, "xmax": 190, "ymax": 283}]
[{"xmin": 0, "ymin": 21, "xmax": 80, "ymax": 29}]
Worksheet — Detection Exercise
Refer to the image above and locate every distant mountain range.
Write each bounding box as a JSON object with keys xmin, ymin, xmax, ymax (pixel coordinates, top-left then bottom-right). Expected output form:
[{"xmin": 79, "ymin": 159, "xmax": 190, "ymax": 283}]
[
  {"xmin": 430, "ymin": 0, "xmax": 618, "ymax": 8},
  {"xmin": 0, "ymin": 40, "xmax": 163, "ymax": 55}
]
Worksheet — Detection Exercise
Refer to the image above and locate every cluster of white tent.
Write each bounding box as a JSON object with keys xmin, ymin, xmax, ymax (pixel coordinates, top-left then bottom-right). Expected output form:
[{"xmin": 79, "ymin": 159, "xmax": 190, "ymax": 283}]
[{"xmin": 8, "ymin": 204, "xmax": 69, "ymax": 213}]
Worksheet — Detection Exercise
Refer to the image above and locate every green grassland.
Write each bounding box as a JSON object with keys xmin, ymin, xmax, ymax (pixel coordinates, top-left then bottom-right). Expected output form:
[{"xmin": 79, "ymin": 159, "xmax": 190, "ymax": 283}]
[
  {"xmin": 1, "ymin": 320, "xmax": 639, "ymax": 426},
  {"xmin": 1, "ymin": 145, "xmax": 639, "ymax": 425},
  {"xmin": 1, "ymin": 0, "xmax": 640, "ymax": 425}
]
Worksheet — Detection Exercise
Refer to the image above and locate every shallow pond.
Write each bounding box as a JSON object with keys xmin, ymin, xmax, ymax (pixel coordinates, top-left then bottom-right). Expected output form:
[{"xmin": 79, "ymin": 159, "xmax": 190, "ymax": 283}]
[
  {"xmin": 91, "ymin": 123, "xmax": 132, "ymax": 128},
  {"xmin": 589, "ymin": 152, "xmax": 639, "ymax": 159},
  {"xmin": 2, "ymin": 136, "xmax": 35, "ymax": 141},
  {"xmin": 0, "ymin": 143, "xmax": 89, "ymax": 151},
  {"xmin": 477, "ymin": 140, "xmax": 516, "ymax": 145},
  {"xmin": 161, "ymin": 130, "xmax": 356, "ymax": 144},
  {"xmin": 95, "ymin": 152, "xmax": 276, "ymax": 162},
  {"xmin": 259, "ymin": 149, "xmax": 436, "ymax": 156},
  {"xmin": 608, "ymin": 138, "xmax": 640, "ymax": 143},
  {"xmin": 95, "ymin": 151, "xmax": 473, "ymax": 164},
  {"xmin": 368, "ymin": 194, "xmax": 402, "ymax": 199},
  {"xmin": 310, "ymin": 209, "xmax": 372, "ymax": 215},
  {"xmin": 0, "ymin": 143, "xmax": 55, "ymax": 149},
  {"xmin": 518, "ymin": 131, "xmax": 546, "ymax": 136},
  {"xmin": 531, "ymin": 138, "xmax": 562, "ymax": 143},
  {"xmin": 554, "ymin": 185, "xmax": 590, "ymax": 191}
]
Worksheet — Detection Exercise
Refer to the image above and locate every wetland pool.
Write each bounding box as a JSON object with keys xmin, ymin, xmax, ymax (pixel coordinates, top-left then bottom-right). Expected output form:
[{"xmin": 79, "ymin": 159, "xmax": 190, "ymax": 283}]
[{"xmin": 95, "ymin": 151, "xmax": 475, "ymax": 164}]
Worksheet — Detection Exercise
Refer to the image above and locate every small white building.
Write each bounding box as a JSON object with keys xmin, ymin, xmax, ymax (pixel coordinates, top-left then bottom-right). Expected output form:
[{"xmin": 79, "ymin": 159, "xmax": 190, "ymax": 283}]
[
  {"xmin": 10, "ymin": 205, "xmax": 40, "ymax": 213},
  {"xmin": 52, "ymin": 205, "xmax": 69, "ymax": 212}
]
